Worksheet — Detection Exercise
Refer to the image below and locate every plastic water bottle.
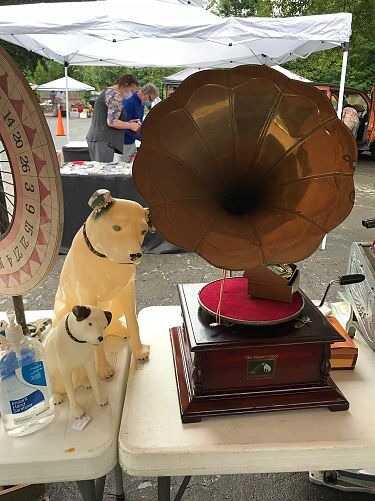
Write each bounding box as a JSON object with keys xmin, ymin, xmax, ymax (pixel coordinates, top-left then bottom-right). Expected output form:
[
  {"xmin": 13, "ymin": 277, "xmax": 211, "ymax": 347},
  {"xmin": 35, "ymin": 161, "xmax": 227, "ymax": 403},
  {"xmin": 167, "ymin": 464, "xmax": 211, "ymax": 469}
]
[{"xmin": 0, "ymin": 314, "xmax": 55, "ymax": 437}]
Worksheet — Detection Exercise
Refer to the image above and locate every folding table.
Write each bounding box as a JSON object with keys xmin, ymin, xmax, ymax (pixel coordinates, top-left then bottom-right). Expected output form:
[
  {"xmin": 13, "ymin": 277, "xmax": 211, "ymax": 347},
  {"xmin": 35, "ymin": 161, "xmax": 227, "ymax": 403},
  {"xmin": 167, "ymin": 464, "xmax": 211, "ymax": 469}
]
[
  {"xmin": 0, "ymin": 310, "xmax": 130, "ymax": 501},
  {"xmin": 119, "ymin": 305, "xmax": 375, "ymax": 501}
]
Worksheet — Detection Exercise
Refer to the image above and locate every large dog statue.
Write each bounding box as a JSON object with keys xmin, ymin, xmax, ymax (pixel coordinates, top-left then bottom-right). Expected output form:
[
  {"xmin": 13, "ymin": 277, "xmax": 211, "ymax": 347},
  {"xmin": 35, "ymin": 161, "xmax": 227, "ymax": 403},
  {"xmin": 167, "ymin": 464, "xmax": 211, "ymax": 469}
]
[{"xmin": 54, "ymin": 190, "xmax": 151, "ymax": 379}]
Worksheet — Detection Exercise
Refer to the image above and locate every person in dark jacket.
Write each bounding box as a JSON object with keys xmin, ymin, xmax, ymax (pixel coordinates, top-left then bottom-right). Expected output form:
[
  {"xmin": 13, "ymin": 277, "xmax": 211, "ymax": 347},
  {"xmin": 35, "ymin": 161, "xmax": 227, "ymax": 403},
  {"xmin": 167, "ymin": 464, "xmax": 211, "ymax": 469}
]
[
  {"xmin": 86, "ymin": 74, "xmax": 140, "ymax": 162},
  {"xmin": 122, "ymin": 83, "xmax": 159, "ymax": 162}
]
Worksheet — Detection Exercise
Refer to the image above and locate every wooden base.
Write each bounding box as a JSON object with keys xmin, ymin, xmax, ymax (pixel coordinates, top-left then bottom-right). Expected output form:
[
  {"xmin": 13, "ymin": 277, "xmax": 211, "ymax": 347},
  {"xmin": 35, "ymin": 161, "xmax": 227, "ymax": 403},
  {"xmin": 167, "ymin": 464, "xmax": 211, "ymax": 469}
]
[{"xmin": 171, "ymin": 326, "xmax": 349, "ymax": 423}]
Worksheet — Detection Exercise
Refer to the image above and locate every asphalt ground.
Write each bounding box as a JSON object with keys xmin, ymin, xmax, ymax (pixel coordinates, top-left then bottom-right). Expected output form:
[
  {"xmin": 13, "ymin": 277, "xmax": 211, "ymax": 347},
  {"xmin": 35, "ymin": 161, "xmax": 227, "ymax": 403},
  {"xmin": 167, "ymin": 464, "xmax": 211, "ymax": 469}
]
[{"xmin": 6, "ymin": 116, "xmax": 375, "ymax": 500}]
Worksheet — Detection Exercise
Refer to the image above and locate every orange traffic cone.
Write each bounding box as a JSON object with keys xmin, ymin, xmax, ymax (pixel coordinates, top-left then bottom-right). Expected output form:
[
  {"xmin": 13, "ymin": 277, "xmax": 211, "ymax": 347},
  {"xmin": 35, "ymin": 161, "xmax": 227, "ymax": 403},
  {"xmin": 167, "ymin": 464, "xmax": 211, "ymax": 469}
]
[{"xmin": 56, "ymin": 106, "xmax": 65, "ymax": 136}]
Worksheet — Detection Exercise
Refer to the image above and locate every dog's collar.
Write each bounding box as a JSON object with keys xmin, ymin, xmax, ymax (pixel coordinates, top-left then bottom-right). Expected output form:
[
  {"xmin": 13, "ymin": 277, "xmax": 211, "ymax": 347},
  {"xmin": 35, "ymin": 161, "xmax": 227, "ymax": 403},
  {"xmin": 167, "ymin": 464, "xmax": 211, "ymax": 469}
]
[
  {"xmin": 82, "ymin": 223, "xmax": 107, "ymax": 259},
  {"xmin": 82, "ymin": 223, "xmax": 139, "ymax": 265},
  {"xmin": 65, "ymin": 314, "xmax": 87, "ymax": 344}
]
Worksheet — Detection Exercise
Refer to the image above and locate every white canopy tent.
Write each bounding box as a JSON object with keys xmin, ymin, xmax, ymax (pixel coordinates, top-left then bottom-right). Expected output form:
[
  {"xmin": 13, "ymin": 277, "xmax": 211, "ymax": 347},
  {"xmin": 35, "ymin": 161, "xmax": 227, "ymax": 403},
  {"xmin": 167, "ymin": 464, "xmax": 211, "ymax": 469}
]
[
  {"xmin": 37, "ymin": 76, "xmax": 95, "ymax": 92},
  {"xmin": 0, "ymin": 0, "xmax": 351, "ymax": 155},
  {"xmin": 0, "ymin": 0, "xmax": 219, "ymax": 39},
  {"xmin": 0, "ymin": 3, "xmax": 351, "ymax": 68}
]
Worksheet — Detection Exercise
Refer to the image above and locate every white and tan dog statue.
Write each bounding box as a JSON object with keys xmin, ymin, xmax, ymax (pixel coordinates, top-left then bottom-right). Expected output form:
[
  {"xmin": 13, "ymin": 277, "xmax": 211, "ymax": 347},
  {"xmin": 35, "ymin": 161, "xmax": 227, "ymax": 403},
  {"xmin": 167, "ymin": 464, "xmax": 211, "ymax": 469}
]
[
  {"xmin": 44, "ymin": 305, "xmax": 112, "ymax": 418},
  {"xmin": 54, "ymin": 190, "xmax": 151, "ymax": 380}
]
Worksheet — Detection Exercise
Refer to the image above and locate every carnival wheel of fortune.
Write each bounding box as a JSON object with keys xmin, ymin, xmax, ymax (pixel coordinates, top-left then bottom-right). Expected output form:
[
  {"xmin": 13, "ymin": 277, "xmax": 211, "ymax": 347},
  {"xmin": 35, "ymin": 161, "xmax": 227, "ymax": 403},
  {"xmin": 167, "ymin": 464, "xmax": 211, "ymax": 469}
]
[{"xmin": 0, "ymin": 47, "xmax": 63, "ymax": 298}]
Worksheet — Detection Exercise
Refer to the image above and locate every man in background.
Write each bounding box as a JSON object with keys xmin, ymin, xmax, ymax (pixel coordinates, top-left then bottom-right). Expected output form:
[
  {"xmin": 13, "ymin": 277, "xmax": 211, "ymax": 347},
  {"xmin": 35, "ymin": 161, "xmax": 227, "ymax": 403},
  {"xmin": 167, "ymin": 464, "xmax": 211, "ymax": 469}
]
[
  {"xmin": 342, "ymin": 100, "xmax": 360, "ymax": 138},
  {"xmin": 122, "ymin": 83, "xmax": 159, "ymax": 163}
]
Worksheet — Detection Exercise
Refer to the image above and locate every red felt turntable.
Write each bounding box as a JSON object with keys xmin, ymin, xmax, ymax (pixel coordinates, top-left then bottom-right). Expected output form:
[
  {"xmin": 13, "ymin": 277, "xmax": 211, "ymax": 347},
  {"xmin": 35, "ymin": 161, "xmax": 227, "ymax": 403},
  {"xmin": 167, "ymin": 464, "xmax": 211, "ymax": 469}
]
[
  {"xmin": 133, "ymin": 64, "xmax": 357, "ymax": 422},
  {"xmin": 198, "ymin": 277, "xmax": 304, "ymax": 326}
]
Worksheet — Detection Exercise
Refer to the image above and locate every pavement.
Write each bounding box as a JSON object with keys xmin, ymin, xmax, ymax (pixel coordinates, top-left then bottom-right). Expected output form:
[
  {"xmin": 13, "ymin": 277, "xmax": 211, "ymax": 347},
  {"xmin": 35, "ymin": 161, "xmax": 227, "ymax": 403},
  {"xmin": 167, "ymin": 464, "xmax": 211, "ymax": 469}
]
[
  {"xmin": 13, "ymin": 117, "xmax": 375, "ymax": 500},
  {"xmin": 45, "ymin": 115, "xmax": 91, "ymax": 152}
]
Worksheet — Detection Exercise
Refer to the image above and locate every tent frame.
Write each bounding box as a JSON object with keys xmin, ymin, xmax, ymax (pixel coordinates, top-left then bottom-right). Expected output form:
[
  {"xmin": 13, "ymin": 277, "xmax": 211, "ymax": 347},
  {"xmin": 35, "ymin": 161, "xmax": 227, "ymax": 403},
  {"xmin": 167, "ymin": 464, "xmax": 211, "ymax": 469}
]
[
  {"xmin": 64, "ymin": 63, "xmax": 71, "ymax": 142},
  {"xmin": 320, "ymin": 42, "xmax": 349, "ymax": 251}
]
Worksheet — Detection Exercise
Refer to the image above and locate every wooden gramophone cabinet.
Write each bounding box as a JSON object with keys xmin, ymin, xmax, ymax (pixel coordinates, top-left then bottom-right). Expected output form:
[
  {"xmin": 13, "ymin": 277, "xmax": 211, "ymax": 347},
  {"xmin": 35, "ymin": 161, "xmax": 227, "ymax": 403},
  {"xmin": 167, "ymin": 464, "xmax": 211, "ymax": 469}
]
[{"xmin": 170, "ymin": 283, "xmax": 349, "ymax": 423}]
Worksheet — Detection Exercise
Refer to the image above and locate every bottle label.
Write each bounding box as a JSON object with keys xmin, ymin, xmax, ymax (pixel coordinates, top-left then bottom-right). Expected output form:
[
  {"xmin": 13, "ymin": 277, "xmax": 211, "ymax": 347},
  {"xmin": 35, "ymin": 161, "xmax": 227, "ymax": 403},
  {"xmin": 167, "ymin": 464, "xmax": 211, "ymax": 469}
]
[
  {"xmin": 0, "ymin": 359, "xmax": 49, "ymax": 415},
  {"xmin": 21, "ymin": 361, "xmax": 47, "ymax": 386},
  {"xmin": 9, "ymin": 390, "xmax": 45, "ymax": 414}
]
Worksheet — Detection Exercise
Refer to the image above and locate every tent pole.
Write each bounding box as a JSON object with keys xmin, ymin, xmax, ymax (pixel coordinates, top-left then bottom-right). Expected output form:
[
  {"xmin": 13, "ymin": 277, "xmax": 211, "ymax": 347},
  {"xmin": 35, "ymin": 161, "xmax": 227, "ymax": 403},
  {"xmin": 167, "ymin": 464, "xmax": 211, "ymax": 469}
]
[
  {"xmin": 321, "ymin": 43, "xmax": 349, "ymax": 251},
  {"xmin": 64, "ymin": 62, "xmax": 70, "ymax": 142},
  {"xmin": 337, "ymin": 43, "xmax": 349, "ymax": 118}
]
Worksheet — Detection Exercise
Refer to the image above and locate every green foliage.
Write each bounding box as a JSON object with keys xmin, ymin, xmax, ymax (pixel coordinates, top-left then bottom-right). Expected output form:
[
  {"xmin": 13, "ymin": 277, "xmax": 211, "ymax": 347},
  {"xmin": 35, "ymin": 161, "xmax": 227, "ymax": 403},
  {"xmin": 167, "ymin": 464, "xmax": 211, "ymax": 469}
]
[
  {"xmin": 70, "ymin": 66, "xmax": 176, "ymax": 94},
  {"xmin": 215, "ymin": 0, "xmax": 272, "ymax": 16},
  {"xmin": 276, "ymin": 0, "xmax": 375, "ymax": 91},
  {"xmin": 31, "ymin": 59, "xmax": 64, "ymax": 84},
  {"xmin": 215, "ymin": 0, "xmax": 375, "ymax": 92},
  {"xmin": 0, "ymin": 40, "xmax": 40, "ymax": 75}
]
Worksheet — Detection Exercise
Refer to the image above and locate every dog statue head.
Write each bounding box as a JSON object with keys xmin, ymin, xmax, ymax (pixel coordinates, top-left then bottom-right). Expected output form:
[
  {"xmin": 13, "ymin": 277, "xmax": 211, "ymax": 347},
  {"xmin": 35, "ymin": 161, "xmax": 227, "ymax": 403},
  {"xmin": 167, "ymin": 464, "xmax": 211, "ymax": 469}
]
[
  {"xmin": 85, "ymin": 190, "xmax": 154, "ymax": 264},
  {"xmin": 70, "ymin": 305, "xmax": 112, "ymax": 345}
]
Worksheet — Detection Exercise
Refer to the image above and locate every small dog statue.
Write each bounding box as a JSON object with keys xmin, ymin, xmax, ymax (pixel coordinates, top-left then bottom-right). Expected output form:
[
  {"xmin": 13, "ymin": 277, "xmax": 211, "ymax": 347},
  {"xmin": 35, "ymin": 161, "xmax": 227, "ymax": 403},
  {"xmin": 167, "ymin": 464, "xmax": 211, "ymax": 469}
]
[
  {"xmin": 53, "ymin": 190, "xmax": 153, "ymax": 381},
  {"xmin": 44, "ymin": 305, "xmax": 112, "ymax": 419}
]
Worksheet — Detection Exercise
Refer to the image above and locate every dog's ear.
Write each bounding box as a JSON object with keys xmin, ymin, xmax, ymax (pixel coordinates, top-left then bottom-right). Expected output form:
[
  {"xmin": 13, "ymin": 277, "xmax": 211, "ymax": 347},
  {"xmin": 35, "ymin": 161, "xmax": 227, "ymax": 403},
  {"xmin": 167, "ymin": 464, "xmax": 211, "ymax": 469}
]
[
  {"xmin": 104, "ymin": 311, "xmax": 112, "ymax": 326},
  {"xmin": 72, "ymin": 305, "xmax": 91, "ymax": 322},
  {"xmin": 88, "ymin": 190, "xmax": 113, "ymax": 218},
  {"xmin": 144, "ymin": 208, "xmax": 156, "ymax": 233}
]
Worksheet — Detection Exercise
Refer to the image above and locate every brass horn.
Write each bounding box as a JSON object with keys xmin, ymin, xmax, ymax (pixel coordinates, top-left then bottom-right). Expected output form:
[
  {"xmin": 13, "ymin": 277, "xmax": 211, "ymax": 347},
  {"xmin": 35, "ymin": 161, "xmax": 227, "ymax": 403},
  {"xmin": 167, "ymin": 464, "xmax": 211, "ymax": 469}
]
[{"xmin": 133, "ymin": 65, "xmax": 356, "ymax": 272}]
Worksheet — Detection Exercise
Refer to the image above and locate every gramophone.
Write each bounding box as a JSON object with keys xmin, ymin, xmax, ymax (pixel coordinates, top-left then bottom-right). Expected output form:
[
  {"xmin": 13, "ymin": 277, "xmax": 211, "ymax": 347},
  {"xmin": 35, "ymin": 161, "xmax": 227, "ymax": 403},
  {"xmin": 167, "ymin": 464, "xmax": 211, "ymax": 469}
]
[{"xmin": 134, "ymin": 65, "xmax": 357, "ymax": 423}]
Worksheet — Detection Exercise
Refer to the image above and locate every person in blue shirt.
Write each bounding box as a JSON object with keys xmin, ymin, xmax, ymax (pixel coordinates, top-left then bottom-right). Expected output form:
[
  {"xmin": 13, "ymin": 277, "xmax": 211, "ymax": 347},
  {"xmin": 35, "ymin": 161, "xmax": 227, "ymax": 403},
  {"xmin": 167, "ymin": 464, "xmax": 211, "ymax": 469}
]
[{"xmin": 122, "ymin": 83, "xmax": 159, "ymax": 162}]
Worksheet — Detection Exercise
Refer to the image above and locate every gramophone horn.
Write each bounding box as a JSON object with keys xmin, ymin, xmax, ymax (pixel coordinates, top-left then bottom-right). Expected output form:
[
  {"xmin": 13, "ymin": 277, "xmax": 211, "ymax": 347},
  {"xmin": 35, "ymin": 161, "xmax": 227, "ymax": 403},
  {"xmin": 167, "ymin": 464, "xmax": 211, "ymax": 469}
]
[{"xmin": 134, "ymin": 65, "xmax": 356, "ymax": 271}]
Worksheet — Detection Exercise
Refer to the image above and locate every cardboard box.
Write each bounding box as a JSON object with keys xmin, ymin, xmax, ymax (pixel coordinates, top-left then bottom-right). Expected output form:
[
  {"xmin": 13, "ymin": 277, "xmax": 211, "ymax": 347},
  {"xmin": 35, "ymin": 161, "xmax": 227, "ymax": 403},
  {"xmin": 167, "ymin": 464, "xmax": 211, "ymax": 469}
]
[{"xmin": 328, "ymin": 316, "xmax": 358, "ymax": 370}]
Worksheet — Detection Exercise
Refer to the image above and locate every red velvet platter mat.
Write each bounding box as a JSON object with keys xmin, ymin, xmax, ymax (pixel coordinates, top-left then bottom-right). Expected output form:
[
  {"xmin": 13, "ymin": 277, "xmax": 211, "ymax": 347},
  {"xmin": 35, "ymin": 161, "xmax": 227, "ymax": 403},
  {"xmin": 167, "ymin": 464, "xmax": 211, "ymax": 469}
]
[{"xmin": 198, "ymin": 277, "xmax": 304, "ymax": 325}]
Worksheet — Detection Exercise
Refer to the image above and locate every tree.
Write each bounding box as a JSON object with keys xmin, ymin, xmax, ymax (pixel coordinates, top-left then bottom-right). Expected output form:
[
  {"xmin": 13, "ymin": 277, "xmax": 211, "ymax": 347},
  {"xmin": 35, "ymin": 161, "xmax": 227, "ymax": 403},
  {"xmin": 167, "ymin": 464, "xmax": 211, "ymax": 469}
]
[
  {"xmin": 0, "ymin": 40, "xmax": 40, "ymax": 76},
  {"xmin": 275, "ymin": 0, "xmax": 375, "ymax": 90},
  {"xmin": 215, "ymin": 0, "xmax": 272, "ymax": 16},
  {"xmin": 31, "ymin": 59, "xmax": 64, "ymax": 84}
]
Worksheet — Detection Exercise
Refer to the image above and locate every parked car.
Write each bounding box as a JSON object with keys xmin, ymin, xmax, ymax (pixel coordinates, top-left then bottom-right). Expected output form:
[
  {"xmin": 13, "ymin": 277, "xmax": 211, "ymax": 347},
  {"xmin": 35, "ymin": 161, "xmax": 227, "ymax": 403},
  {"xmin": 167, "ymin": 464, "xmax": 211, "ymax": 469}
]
[{"xmin": 314, "ymin": 83, "xmax": 375, "ymax": 158}]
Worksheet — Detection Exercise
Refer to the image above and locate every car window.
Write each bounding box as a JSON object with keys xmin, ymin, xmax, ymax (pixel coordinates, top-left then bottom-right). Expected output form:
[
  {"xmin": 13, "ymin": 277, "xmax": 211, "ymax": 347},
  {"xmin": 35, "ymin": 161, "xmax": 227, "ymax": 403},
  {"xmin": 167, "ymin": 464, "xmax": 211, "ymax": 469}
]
[{"xmin": 346, "ymin": 94, "xmax": 368, "ymax": 115}]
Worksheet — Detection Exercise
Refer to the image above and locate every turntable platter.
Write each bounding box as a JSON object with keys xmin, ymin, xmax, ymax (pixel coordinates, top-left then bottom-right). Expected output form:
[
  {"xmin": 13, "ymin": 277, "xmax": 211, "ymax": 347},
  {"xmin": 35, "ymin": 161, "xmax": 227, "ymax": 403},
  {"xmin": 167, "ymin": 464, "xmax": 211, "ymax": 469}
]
[{"xmin": 198, "ymin": 277, "xmax": 304, "ymax": 325}]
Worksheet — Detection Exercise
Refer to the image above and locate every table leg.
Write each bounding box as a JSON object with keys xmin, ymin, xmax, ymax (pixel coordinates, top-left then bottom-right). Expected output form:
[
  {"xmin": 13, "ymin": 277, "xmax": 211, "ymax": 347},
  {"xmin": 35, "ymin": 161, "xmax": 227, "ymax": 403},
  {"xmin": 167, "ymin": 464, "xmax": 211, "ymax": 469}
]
[
  {"xmin": 174, "ymin": 476, "xmax": 191, "ymax": 501},
  {"xmin": 77, "ymin": 479, "xmax": 96, "ymax": 501},
  {"xmin": 95, "ymin": 475, "xmax": 106, "ymax": 501},
  {"xmin": 158, "ymin": 476, "xmax": 171, "ymax": 501},
  {"xmin": 112, "ymin": 463, "xmax": 125, "ymax": 498}
]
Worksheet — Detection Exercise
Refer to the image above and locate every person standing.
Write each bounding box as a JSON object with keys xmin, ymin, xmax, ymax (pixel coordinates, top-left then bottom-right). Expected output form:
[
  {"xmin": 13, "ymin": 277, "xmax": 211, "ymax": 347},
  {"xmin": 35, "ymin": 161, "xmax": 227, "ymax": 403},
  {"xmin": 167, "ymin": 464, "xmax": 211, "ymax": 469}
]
[
  {"xmin": 122, "ymin": 83, "xmax": 159, "ymax": 163},
  {"xmin": 86, "ymin": 74, "xmax": 140, "ymax": 162},
  {"xmin": 342, "ymin": 101, "xmax": 360, "ymax": 138}
]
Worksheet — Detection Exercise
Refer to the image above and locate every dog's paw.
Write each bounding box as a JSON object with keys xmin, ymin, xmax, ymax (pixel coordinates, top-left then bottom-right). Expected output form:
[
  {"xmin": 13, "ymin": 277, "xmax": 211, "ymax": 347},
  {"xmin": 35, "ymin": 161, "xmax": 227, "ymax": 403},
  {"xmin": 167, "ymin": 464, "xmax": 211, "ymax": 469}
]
[
  {"xmin": 98, "ymin": 398, "xmax": 109, "ymax": 407},
  {"xmin": 135, "ymin": 344, "xmax": 150, "ymax": 361},
  {"xmin": 72, "ymin": 405, "xmax": 85, "ymax": 419},
  {"xmin": 94, "ymin": 390, "xmax": 108, "ymax": 407},
  {"xmin": 53, "ymin": 393, "xmax": 64, "ymax": 405},
  {"xmin": 98, "ymin": 364, "xmax": 115, "ymax": 380}
]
